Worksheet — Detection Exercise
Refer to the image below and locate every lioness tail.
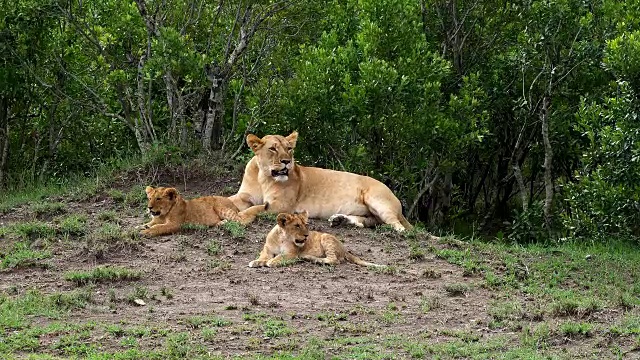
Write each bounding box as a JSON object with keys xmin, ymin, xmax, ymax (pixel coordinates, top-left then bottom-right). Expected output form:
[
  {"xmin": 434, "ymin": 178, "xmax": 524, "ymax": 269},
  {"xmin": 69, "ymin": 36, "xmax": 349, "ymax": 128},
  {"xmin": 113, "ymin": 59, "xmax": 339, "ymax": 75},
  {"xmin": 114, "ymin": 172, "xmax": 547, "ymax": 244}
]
[{"xmin": 399, "ymin": 214, "xmax": 414, "ymax": 231}]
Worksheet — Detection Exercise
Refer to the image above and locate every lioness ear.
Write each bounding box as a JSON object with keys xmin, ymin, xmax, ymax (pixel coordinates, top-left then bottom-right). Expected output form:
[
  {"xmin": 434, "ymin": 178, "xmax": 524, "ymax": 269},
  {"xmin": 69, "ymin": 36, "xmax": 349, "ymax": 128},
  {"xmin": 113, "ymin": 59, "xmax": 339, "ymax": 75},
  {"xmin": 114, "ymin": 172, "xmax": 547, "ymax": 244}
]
[
  {"xmin": 145, "ymin": 186, "xmax": 154, "ymax": 198},
  {"xmin": 298, "ymin": 210, "xmax": 309, "ymax": 222},
  {"xmin": 164, "ymin": 188, "xmax": 177, "ymax": 201},
  {"xmin": 276, "ymin": 213, "xmax": 289, "ymax": 228},
  {"xmin": 285, "ymin": 131, "xmax": 298, "ymax": 148},
  {"xmin": 246, "ymin": 134, "xmax": 264, "ymax": 153}
]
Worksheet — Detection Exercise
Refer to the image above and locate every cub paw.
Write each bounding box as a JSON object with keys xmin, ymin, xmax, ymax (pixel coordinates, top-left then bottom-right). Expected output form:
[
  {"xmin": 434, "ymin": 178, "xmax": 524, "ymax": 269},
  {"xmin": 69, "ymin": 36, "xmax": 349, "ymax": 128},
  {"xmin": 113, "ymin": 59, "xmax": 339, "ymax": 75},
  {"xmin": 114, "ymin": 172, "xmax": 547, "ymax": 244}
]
[
  {"xmin": 266, "ymin": 259, "xmax": 281, "ymax": 268},
  {"xmin": 140, "ymin": 229, "xmax": 152, "ymax": 237},
  {"xmin": 328, "ymin": 214, "xmax": 350, "ymax": 227},
  {"xmin": 248, "ymin": 260, "xmax": 266, "ymax": 268}
]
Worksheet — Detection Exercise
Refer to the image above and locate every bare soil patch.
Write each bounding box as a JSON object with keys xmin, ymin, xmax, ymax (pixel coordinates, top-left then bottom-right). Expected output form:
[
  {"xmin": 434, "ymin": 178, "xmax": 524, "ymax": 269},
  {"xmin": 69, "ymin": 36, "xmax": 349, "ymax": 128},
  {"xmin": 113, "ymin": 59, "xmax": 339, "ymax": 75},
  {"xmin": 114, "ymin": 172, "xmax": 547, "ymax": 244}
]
[{"xmin": 1, "ymin": 168, "xmax": 639, "ymax": 359}]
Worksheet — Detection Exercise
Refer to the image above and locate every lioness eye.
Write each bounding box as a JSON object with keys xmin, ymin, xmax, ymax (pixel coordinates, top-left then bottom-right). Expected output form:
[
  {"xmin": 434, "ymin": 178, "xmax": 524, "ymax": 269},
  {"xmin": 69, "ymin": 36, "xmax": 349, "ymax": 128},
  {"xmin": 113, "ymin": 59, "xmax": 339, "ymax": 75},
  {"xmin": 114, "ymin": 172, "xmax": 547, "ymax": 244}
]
[
  {"xmin": 156, "ymin": 197, "xmax": 161, "ymax": 200},
  {"xmin": 295, "ymin": 224, "xmax": 301, "ymax": 228},
  {"xmin": 269, "ymin": 146, "xmax": 276, "ymax": 152}
]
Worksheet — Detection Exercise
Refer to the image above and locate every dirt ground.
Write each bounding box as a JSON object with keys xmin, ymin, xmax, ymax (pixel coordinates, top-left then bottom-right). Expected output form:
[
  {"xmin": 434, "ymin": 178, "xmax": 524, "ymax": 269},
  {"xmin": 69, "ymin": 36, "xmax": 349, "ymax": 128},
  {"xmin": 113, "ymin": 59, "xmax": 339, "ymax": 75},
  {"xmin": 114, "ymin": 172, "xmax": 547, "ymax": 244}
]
[{"xmin": 1, "ymin": 166, "xmax": 638, "ymax": 359}]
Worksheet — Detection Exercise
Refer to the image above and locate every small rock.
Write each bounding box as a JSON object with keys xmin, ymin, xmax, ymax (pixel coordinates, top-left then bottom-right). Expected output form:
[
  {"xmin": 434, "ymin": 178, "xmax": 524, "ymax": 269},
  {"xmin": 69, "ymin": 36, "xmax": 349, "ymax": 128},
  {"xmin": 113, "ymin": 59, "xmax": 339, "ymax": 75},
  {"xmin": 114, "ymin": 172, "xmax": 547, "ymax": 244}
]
[
  {"xmin": 133, "ymin": 299, "xmax": 146, "ymax": 306},
  {"xmin": 585, "ymin": 254, "xmax": 592, "ymax": 260}
]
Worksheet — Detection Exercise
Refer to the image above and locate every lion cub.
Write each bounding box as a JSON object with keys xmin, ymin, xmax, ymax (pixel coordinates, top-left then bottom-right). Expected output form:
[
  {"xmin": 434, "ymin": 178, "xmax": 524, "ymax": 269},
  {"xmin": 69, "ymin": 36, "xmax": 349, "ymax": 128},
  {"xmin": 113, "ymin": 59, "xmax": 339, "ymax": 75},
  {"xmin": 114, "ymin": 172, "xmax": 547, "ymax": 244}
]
[
  {"xmin": 248, "ymin": 211, "xmax": 383, "ymax": 268},
  {"xmin": 140, "ymin": 186, "xmax": 267, "ymax": 237}
]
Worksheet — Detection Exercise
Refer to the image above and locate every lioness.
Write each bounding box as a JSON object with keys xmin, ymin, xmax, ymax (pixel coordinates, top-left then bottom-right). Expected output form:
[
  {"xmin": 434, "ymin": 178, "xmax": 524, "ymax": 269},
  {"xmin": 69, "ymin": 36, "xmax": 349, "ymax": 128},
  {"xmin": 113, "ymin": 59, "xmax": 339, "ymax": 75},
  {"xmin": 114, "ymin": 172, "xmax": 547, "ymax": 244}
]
[
  {"xmin": 248, "ymin": 211, "xmax": 383, "ymax": 268},
  {"xmin": 140, "ymin": 186, "xmax": 267, "ymax": 236},
  {"xmin": 229, "ymin": 131, "xmax": 413, "ymax": 232}
]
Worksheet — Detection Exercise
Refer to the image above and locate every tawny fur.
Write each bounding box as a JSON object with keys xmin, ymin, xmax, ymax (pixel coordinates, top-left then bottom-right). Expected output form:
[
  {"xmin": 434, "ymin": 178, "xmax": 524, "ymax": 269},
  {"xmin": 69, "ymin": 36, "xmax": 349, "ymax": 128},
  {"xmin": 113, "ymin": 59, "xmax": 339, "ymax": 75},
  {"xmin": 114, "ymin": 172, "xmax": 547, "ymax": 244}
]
[
  {"xmin": 140, "ymin": 186, "xmax": 267, "ymax": 237},
  {"xmin": 228, "ymin": 131, "xmax": 413, "ymax": 232},
  {"xmin": 248, "ymin": 211, "xmax": 383, "ymax": 268}
]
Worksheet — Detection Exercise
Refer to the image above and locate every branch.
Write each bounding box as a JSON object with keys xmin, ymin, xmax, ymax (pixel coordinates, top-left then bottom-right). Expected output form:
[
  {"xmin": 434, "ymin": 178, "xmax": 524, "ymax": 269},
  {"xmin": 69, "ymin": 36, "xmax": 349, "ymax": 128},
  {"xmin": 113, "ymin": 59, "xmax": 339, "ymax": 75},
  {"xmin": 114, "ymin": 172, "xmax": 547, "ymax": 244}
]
[
  {"xmin": 223, "ymin": 1, "xmax": 245, "ymax": 67},
  {"xmin": 206, "ymin": 0, "xmax": 226, "ymax": 54},
  {"xmin": 408, "ymin": 160, "xmax": 439, "ymax": 219},
  {"xmin": 55, "ymin": 3, "xmax": 107, "ymax": 58},
  {"xmin": 180, "ymin": 0, "xmax": 206, "ymax": 35},
  {"xmin": 226, "ymin": 1, "xmax": 290, "ymax": 70},
  {"xmin": 553, "ymin": 59, "xmax": 586, "ymax": 88},
  {"xmin": 528, "ymin": 66, "xmax": 546, "ymax": 112}
]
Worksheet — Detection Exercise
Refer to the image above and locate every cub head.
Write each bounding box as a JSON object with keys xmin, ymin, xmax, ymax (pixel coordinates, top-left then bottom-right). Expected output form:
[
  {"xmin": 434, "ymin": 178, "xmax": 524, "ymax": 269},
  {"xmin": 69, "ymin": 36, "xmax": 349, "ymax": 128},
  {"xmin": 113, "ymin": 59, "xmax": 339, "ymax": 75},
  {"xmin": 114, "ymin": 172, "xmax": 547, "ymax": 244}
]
[
  {"xmin": 144, "ymin": 186, "xmax": 178, "ymax": 217},
  {"xmin": 246, "ymin": 131, "xmax": 298, "ymax": 182},
  {"xmin": 276, "ymin": 210, "xmax": 309, "ymax": 247}
]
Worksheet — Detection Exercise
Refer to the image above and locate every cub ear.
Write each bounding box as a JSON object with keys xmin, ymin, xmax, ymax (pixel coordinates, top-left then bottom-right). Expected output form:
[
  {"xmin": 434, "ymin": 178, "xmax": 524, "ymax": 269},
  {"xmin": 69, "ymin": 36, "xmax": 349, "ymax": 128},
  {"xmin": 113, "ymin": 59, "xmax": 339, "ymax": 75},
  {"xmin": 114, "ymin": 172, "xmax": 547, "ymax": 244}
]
[
  {"xmin": 164, "ymin": 188, "xmax": 178, "ymax": 201},
  {"xmin": 285, "ymin": 131, "xmax": 298, "ymax": 148},
  {"xmin": 145, "ymin": 186, "xmax": 154, "ymax": 198},
  {"xmin": 276, "ymin": 213, "xmax": 289, "ymax": 228},
  {"xmin": 246, "ymin": 134, "xmax": 264, "ymax": 153},
  {"xmin": 294, "ymin": 210, "xmax": 308, "ymax": 222}
]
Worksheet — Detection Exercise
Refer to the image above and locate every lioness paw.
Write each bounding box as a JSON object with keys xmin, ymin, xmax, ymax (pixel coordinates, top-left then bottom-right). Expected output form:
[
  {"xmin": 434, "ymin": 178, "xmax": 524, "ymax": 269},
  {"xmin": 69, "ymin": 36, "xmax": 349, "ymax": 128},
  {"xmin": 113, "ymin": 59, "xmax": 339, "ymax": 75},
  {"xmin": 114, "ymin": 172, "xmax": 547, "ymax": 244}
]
[{"xmin": 328, "ymin": 214, "xmax": 350, "ymax": 227}]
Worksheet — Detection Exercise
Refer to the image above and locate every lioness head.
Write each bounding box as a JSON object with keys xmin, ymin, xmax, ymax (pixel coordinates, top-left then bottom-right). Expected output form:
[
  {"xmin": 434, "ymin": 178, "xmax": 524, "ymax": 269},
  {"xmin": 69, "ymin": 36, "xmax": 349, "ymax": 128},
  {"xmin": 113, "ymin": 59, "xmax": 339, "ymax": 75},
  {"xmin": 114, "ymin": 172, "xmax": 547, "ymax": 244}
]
[
  {"xmin": 246, "ymin": 132, "xmax": 298, "ymax": 182},
  {"xmin": 145, "ymin": 186, "xmax": 178, "ymax": 217},
  {"xmin": 276, "ymin": 210, "xmax": 309, "ymax": 247}
]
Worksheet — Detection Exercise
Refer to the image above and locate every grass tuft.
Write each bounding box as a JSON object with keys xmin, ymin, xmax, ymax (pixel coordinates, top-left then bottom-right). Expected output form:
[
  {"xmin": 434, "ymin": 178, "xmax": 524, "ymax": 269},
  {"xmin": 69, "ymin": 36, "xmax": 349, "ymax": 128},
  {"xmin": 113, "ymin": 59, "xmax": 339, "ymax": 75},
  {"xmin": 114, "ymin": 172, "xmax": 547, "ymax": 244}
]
[
  {"xmin": 31, "ymin": 202, "xmax": 66, "ymax": 217},
  {"xmin": 263, "ymin": 318, "xmax": 294, "ymax": 338},
  {"xmin": 0, "ymin": 289, "xmax": 91, "ymax": 331},
  {"xmin": 124, "ymin": 185, "xmax": 147, "ymax": 208},
  {"xmin": 59, "ymin": 214, "xmax": 88, "ymax": 236},
  {"xmin": 421, "ymin": 268, "xmax": 442, "ymax": 279},
  {"xmin": 184, "ymin": 315, "xmax": 232, "ymax": 329},
  {"xmin": 371, "ymin": 265, "xmax": 399, "ymax": 275},
  {"xmin": 221, "ymin": 221, "xmax": 245, "ymax": 238},
  {"xmin": 161, "ymin": 287, "xmax": 174, "ymax": 299},
  {"xmin": 2, "ymin": 221, "xmax": 56, "ymax": 240},
  {"xmin": 206, "ymin": 240, "xmax": 222, "ymax": 256},
  {"xmin": 181, "ymin": 223, "xmax": 209, "ymax": 232},
  {"xmin": 559, "ymin": 321, "xmax": 593, "ymax": 337},
  {"xmin": 408, "ymin": 241, "xmax": 426, "ymax": 261},
  {"xmin": 126, "ymin": 286, "xmax": 149, "ymax": 304},
  {"xmin": 420, "ymin": 295, "xmax": 442, "ymax": 313},
  {"xmin": 106, "ymin": 189, "xmax": 125, "ymax": 202},
  {"xmin": 64, "ymin": 266, "xmax": 142, "ymax": 286},
  {"xmin": 83, "ymin": 223, "xmax": 141, "ymax": 259},
  {"xmin": 257, "ymin": 211, "xmax": 277, "ymax": 222},
  {"xmin": 0, "ymin": 242, "xmax": 51, "ymax": 270},
  {"xmin": 97, "ymin": 210, "xmax": 118, "ymax": 222},
  {"xmin": 444, "ymin": 282, "xmax": 471, "ymax": 297},
  {"xmin": 547, "ymin": 293, "xmax": 601, "ymax": 317}
]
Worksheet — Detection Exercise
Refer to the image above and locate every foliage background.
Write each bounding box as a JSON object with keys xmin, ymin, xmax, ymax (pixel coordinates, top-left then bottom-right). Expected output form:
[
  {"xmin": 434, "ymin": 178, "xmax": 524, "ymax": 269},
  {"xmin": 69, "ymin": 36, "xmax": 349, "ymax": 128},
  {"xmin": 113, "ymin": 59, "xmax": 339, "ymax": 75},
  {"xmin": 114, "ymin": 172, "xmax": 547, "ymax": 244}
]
[{"xmin": 2, "ymin": 0, "xmax": 640, "ymax": 241}]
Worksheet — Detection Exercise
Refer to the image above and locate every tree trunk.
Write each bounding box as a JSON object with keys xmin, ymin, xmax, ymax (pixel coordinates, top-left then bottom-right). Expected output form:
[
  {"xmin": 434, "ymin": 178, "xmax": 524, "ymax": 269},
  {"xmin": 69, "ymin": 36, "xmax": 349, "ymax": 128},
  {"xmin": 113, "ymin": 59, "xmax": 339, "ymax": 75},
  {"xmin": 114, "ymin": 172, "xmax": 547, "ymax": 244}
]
[
  {"xmin": 541, "ymin": 95, "xmax": 553, "ymax": 233},
  {"xmin": 440, "ymin": 170, "xmax": 453, "ymax": 225},
  {"xmin": 163, "ymin": 69, "xmax": 184, "ymax": 142},
  {"xmin": 40, "ymin": 103, "xmax": 63, "ymax": 181},
  {"xmin": 0, "ymin": 97, "xmax": 9, "ymax": 187},
  {"xmin": 135, "ymin": 57, "xmax": 155, "ymax": 153},
  {"xmin": 513, "ymin": 161, "xmax": 528, "ymax": 212},
  {"xmin": 116, "ymin": 82, "xmax": 135, "ymax": 133},
  {"xmin": 419, "ymin": 0, "xmax": 429, "ymax": 43},
  {"xmin": 202, "ymin": 68, "xmax": 226, "ymax": 152}
]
